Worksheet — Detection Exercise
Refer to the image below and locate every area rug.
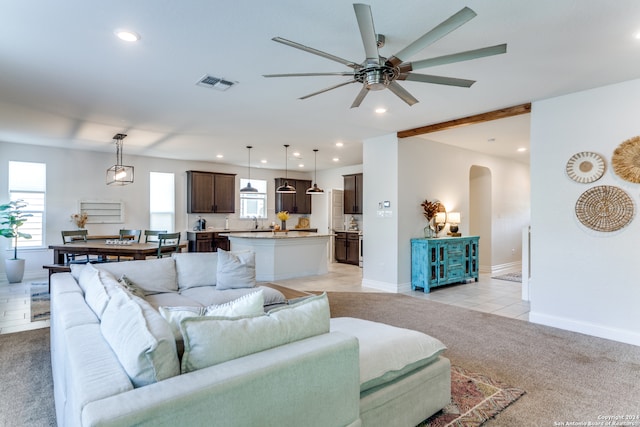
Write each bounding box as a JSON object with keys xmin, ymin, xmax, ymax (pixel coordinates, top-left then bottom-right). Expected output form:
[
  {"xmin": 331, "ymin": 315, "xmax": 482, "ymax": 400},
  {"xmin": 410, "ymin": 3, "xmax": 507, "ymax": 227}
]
[
  {"xmin": 418, "ymin": 365, "xmax": 525, "ymax": 427},
  {"xmin": 30, "ymin": 282, "xmax": 50, "ymax": 322},
  {"xmin": 491, "ymin": 271, "xmax": 522, "ymax": 283}
]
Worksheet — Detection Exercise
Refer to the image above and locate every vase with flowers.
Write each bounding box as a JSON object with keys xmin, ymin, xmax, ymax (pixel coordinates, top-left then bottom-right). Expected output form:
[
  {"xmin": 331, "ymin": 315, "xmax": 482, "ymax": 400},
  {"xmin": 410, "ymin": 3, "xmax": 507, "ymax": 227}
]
[
  {"xmin": 420, "ymin": 199, "xmax": 440, "ymax": 238},
  {"xmin": 276, "ymin": 211, "xmax": 290, "ymax": 231},
  {"xmin": 71, "ymin": 212, "xmax": 88, "ymax": 229}
]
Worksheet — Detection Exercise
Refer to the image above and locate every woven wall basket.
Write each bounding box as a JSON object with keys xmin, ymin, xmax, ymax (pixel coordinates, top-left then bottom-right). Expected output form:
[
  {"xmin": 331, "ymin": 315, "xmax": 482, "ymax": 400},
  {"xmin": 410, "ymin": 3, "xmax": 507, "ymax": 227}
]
[
  {"xmin": 612, "ymin": 136, "xmax": 640, "ymax": 183},
  {"xmin": 575, "ymin": 185, "xmax": 634, "ymax": 232}
]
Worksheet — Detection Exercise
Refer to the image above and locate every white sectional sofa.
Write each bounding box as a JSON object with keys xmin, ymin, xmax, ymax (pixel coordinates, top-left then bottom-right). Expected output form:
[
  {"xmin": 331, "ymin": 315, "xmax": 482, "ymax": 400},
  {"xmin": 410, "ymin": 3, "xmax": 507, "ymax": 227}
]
[{"xmin": 50, "ymin": 251, "xmax": 451, "ymax": 427}]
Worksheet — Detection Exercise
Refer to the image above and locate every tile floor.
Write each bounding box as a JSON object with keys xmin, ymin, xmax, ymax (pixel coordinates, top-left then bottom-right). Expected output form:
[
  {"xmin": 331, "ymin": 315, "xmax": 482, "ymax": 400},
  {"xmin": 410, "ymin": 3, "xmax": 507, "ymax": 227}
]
[{"xmin": 0, "ymin": 263, "xmax": 528, "ymax": 335}]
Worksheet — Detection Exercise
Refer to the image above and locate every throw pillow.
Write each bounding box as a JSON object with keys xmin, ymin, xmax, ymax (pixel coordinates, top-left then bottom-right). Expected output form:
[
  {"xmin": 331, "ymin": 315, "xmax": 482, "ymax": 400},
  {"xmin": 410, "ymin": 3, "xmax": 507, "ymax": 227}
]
[
  {"xmin": 96, "ymin": 257, "xmax": 178, "ymax": 295},
  {"xmin": 83, "ymin": 266, "xmax": 110, "ymax": 319},
  {"xmin": 100, "ymin": 290, "xmax": 180, "ymax": 387},
  {"xmin": 172, "ymin": 252, "xmax": 218, "ymax": 290},
  {"xmin": 118, "ymin": 274, "xmax": 146, "ymax": 299},
  {"xmin": 159, "ymin": 289, "xmax": 264, "ymax": 340},
  {"xmin": 216, "ymin": 249, "xmax": 256, "ymax": 290},
  {"xmin": 181, "ymin": 292, "xmax": 329, "ymax": 373},
  {"xmin": 329, "ymin": 317, "xmax": 447, "ymax": 392}
]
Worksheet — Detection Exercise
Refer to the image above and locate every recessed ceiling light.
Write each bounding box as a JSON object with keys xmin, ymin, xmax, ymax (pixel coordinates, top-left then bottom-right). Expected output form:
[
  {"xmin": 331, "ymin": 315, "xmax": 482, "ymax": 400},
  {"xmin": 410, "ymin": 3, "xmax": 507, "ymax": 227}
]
[
  {"xmin": 293, "ymin": 151, "xmax": 300, "ymax": 157},
  {"xmin": 333, "ymin": 157, "xmax": 340, "ymax": 162},
  {"xmin": 114, "ymin": 29, "xmax": 141, "ymax": 42},
  {"xmin": 216, "ymin": 154, "xmax": 224, "ymax": 158},
  {"xmin": 298, "ymin": 163, "xmax": 304, "ymax": 168},
  {"xmin": 375, "ymin": 108, "xmax": 387, "ymax": 114},
  {"xmin": 634, "ymin": 31, "xmax": 640, "ymax": 40},
  {"xmin": 517, "ymin": 147, "xmax": 527, "ymax": 152},
  {"xmin": 335, "ymin": 142, "xmax": 344, "ymax": 147},
  {"xmin": 260, "ymin": 159, "xmax": 267, "ymax": 164}
]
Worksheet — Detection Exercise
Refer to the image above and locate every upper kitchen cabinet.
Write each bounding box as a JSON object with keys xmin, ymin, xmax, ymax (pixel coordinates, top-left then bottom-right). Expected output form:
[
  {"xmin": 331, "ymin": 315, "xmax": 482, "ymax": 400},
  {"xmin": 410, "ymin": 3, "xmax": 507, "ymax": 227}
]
[
  {"xmin": 343, "ymin": 173, "xmax": 363, "ymax": 214},
  {"xmin": 187, "ymin": 170, "xmax": 236, "ymax": 213},
  {"xmin": 274, "ymin": 178, "xmax": 312, "ymax": 214}
]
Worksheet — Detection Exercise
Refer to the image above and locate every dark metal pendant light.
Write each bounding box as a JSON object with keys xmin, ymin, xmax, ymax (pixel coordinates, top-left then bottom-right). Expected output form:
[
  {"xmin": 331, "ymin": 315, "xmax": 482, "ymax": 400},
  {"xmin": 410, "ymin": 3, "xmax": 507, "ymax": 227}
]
[
  {"xmin": 276, "ymin": 144, "xmax": 296, "ymax": 193},
  {"xmin": 240, "ymin": 145, "xmax": 258, "ymax": 192},
  {"xmin": 106, "ymin": 133, "xmax": 134, "ymax": 185},
  {"xmin": 306, "ymin": 149, "xmax": 324, "ymax": 194}
]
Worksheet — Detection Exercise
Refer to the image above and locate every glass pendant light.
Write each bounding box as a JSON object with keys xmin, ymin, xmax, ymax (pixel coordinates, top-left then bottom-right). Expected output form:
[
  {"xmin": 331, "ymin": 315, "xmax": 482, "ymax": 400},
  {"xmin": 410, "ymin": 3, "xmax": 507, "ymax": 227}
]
[
  {"xmin": 306, "ymin": 149, "xmax": 324, "ymax": 194},
  {"xmin": 106, "ymin": 133, "xmax": 134, "ymax": 185},
  {"xmin": 276, "ymin": 144, "xmax": 296, "ymax": 193},
  {"xmin": 240, "ymin": 145, "xmax": 258, "ymax": 192}
]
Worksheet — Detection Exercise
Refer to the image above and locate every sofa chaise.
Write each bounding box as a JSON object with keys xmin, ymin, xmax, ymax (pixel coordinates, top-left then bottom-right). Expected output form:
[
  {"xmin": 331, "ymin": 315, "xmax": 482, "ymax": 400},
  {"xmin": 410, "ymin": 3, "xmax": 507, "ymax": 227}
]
[{"xmin": 50, "ymin": 251, "xmax": 451, "ymax": 426}]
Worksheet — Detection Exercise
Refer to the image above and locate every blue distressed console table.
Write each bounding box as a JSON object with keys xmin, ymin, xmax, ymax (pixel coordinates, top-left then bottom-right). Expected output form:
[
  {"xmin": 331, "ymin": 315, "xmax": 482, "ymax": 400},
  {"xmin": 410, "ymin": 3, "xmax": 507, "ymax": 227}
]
[{"xmin": 411, "ymin": 236, "xmax": 480, "ymax": 293}]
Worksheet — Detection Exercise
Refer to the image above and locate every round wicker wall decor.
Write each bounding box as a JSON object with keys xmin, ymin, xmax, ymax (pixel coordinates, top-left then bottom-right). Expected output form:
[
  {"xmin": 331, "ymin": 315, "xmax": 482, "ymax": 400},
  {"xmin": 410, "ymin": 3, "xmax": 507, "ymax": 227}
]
[
  {"xmin": 575, "ymin": 185, "xmax": 634, "ymax": 232},
  {"xmin": 612, "ymin": 136, "xmax": 640, "ymax": 183},
  {"xmin": 565, "ymin": 151, "xmax": 605, "ymax": 183}
]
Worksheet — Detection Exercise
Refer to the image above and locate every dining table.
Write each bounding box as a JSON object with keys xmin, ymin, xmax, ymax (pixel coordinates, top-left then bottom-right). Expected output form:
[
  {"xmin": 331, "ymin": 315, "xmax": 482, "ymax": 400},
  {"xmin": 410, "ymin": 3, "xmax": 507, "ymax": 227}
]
[{"xmin": 48, "ymin": 241, "xmax": 187, "ymax": 264}]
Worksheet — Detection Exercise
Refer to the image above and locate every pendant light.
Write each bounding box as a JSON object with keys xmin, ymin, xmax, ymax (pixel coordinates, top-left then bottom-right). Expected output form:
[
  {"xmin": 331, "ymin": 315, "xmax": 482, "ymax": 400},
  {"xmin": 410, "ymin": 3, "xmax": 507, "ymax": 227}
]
[
  {"xmin": 306, "ymin": 149, "xmax": 324, "ymax": 194},
  {"xmin": 276, "ymin": 144, "xmax": 296, "ymax": 193},
  {"xmin": 240, "ymin": 145, "xmax": 258, "ymax": 192},
  {"xmin": 106, "ymin": 133, "xmax": 134, "ymax": 185}
]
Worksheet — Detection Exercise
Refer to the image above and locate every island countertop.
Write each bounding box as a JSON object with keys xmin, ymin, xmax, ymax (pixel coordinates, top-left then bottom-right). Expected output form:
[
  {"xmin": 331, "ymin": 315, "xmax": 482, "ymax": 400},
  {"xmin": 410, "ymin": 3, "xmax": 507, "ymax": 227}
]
[{"xmin": 222, "ymin": 231, "xmax": 332, "ymax": 239}]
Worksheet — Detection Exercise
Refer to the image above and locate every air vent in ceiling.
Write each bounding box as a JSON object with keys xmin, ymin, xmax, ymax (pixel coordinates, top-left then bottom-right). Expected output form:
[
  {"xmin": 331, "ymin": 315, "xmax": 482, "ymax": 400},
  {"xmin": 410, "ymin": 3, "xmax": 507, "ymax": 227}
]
[{"xmin": 196, "ymin": 74, "xmax": 237, "ymax": 91}]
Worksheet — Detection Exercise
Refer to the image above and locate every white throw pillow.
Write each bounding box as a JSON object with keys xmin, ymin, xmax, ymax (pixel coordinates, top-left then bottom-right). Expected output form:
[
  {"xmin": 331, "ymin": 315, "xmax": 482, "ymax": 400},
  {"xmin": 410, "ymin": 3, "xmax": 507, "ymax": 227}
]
[
  {"xmin": 172, "ymin": 252, "xmax": 218, "ymax": 290},
  {"xmin": 100, "ymin": 289, "xmax": 180, "ymax": 387},
  {"xmin": 216, "ymin": 249, "xmax": 256, "ymax": 290},
  {"xmin": 159, "ymin": 289, "xmax": 265, "ymax": 340},
  {"xmin": 330, "ymin": 317, "xmax": 447, "ymax": 392},
  {"xmin": 83, "ymin": 266, "xmax": 110, "ymax": 318},
  {"xmin": 181, "ymin": 292, "xmax": 329, "ymax": 373}
]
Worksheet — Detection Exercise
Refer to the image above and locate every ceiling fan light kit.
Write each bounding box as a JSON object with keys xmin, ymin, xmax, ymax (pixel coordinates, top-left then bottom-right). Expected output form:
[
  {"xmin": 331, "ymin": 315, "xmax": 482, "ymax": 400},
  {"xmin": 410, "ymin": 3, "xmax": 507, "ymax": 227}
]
[{"xmin": 264, "ymin": 4, "xmax": 507, "ymax": 108}]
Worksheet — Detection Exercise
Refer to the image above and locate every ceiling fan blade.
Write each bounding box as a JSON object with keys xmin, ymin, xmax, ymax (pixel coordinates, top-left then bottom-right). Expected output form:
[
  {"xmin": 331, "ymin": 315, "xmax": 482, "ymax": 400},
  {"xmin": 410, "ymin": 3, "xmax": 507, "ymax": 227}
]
[
  {"xmin": 264, "ymin": 72, "xmax": 356, "ymax": 78},
  {"xmin": 299, "ymin": 80, "xmax": 357, "ymax": 100},
  {"xmin": 387, "ymin": 82, "xmax": 419, "ymax": 106},
  {"xmin": 353, "ymin": 3, "xmax": 380, "ymax": 65},
  {"xmin": 272, "ymin": 37, "xmax": 361, "ymax": 69},
  {"xmin": 387, "ymin": 7, "xmax": 477, "ymax": 67},
  {"xmin": 399, "ymin": 73, "xmax": 475, "ymax": 88},
  {"xmin": 350, "ymin": 85, "xmax": 369, "ymax": 108},
  {"xmin": 410, "ymin": 44, "xmax": 507, "ymax": 70}
]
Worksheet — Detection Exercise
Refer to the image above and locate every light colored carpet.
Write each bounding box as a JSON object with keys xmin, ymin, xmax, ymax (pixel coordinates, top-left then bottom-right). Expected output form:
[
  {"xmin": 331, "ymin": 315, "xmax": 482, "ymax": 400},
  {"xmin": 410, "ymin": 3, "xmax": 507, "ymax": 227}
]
[{"xmin": 491, "ymin": 272, "xmax": 522, "ymax": 282}]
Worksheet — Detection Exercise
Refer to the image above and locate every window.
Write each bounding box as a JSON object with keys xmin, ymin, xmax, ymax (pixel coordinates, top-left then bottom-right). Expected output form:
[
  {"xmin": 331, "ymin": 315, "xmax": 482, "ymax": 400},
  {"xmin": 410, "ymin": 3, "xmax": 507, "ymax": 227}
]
[
  {"xmin": 8, "ymin": 161, "xmax": 46, "ymax": 248},
  {"xmin": 240, "ymin": 178, "xmax": 267, "ymax": 219},
  {"xmin": 149, "ymin": 172, "xmax": 175, "ymax": 232}
]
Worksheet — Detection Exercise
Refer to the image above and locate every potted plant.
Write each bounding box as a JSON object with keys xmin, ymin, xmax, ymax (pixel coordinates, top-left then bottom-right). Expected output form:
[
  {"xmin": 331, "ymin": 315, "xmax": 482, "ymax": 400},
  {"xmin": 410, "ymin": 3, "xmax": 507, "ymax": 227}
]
[{"xmin": 1, "ymin": 199, "xmax": 32, "ymax": 283}]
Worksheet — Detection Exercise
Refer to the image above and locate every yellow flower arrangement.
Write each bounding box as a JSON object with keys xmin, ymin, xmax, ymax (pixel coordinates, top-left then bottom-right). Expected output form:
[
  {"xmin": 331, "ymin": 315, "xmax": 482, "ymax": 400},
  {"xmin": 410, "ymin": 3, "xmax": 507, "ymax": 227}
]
[
  {"xmin": 70, "ymin": 212, "xmax": 88, "ymax": 228},
  {"xmin": 276, "ymin": 211, "xmax": 290, "ymax": 221}
]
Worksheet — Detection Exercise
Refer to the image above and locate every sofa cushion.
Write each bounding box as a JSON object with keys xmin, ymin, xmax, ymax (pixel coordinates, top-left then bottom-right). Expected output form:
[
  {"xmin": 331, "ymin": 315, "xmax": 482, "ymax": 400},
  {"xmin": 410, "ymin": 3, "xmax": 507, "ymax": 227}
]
[
  {"xmin": 100, "ymin": 288, "xmax": 180, "ymax": 387},
  {"xmin": 159, "ymin": 289, "xmax": 265, "ymax": 340},
  {"xmin": 82, "ymin": 265, "xmax": 110, "ymax": 318},
  {"xmin": 180, "ymin": 285, "xmax": 285, "ymax": 307},
  {"xmin": 181, "ymin": 292, "xmax": 330, "ymax": 373},
  {"xmin": 216, "ymin": 249, "xmax": 256, "ymax": 290},
  {"xmin": 172, "ymin": 252, "xmax": 218, "ymax": 290},
  {"xmin": 330, "ymin": 317, "xmax": 447, "ymax": 392},
  {"xmin": 95, "ymin": 257, "xmax": 178, "ymax": 295}
]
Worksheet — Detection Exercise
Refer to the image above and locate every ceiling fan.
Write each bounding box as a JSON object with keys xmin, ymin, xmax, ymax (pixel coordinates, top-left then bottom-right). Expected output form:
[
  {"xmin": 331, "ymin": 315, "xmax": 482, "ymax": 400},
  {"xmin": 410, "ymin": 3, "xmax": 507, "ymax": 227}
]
[{"xmin": 264, "ymin": 4, "xmax": 506, "ymax": 108}]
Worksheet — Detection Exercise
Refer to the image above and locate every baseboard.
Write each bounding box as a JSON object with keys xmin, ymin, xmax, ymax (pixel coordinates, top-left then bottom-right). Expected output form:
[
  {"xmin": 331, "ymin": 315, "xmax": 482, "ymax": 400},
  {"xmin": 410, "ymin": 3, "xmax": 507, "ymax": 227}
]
[
  {"xmin": 529, "ymin": 311, "xmax": 640, "ymax": 347},
  {"xmin": 489, "ymin": 261, "xmax": 522, "ymax": 276},
  {"xmin": 361, "ymin": 278, "xmax": 397, "ymax": 293}
]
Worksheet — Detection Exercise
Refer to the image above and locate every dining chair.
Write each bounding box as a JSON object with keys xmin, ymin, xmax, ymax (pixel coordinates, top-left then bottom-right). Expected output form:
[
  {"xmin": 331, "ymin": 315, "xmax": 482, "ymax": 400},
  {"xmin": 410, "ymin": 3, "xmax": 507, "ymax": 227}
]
[
  {"xmin": 144, "ymin": 230, "xmax": 167, "ymax": 243},
  {"xmin": 119, "ymin": 229, "xmax": 141, "ymax": 243},
  {"xmin": 60, "ymin": 230, "xmax": 91, "ymax": 265},
  {"xmin": 156, "ymin": 232, "xmax": 181, "ymax": 258}
]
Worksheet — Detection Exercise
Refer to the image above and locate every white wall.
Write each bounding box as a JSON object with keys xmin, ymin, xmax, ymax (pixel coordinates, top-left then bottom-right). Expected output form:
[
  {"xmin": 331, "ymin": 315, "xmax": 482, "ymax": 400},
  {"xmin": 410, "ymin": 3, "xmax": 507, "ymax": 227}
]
[
  {"xmin": 361, "ymin": 133, "xmax": 530, "ymax": 292},
  {"xmin": 529, "ymin": 78, "xmax": 640, "ymax": 346},
  {"xmin": 0, "ymin": 141, "xmax": 312, "ymax": 277}
]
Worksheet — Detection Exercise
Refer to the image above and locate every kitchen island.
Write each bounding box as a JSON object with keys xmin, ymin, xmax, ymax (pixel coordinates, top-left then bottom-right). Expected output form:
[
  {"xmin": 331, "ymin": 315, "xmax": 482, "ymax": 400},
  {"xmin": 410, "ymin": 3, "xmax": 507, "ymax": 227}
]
[{"xmin": 224, "ymin": 231, "xmax": 331, "ymax": 281}]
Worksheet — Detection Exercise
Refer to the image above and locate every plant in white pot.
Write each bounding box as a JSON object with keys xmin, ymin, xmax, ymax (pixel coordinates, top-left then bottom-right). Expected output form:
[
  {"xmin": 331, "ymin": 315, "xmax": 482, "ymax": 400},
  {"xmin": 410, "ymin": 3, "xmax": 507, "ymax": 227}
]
[{"xmin": 1, "ymin": 200, "xmax": 32, "ymax": 283}]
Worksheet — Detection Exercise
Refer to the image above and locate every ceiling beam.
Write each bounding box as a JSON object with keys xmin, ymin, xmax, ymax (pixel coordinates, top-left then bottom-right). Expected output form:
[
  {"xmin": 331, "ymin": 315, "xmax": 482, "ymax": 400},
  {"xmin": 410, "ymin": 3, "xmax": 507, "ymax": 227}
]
[{"xmin": 397, "ymin": 103, "xmax": 531, "ymax": 138}]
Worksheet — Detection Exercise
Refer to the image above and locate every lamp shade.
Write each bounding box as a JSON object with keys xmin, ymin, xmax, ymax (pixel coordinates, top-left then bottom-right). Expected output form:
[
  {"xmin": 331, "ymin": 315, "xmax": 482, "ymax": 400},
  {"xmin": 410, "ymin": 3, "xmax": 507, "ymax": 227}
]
[
  {"xmin": 447, "ymin": 212, "xmax": 460, "ymax": 224},
  {"xmin": 276, "ymin": 144, "xmax": 296, "ymax": 193},
  {"xmin": 240, "ymin": 145, "xmax": 258, "ymax": 193},
  {"xmin": 106, "ymin": 133, "xmax": 134, "ymax": 185},
  {"xmin": 435, "ymin": 212, "xmax": 447, "ymax": 224}
]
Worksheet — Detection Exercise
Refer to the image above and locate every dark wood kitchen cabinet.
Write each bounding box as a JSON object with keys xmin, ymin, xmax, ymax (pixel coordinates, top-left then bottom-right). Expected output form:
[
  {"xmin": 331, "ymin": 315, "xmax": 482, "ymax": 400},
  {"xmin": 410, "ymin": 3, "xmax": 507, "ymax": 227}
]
[
  {"xmin": 187, "ymin": 232, "xmax": 230, "ymax": 252},
  {"xmin": 343, "ymin": 173, "xmax": 363, "ymax": 214},
  {"xmin": 187, "ymin": 171, "xmax": 236, "ymax": 213},
  {"xmin": 274, "ymin": 178, "xmax": 312, "ymax": 214},
  {"xmin": 334, "ymin": 232, "xmax": 360, "ymax": 265}
]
